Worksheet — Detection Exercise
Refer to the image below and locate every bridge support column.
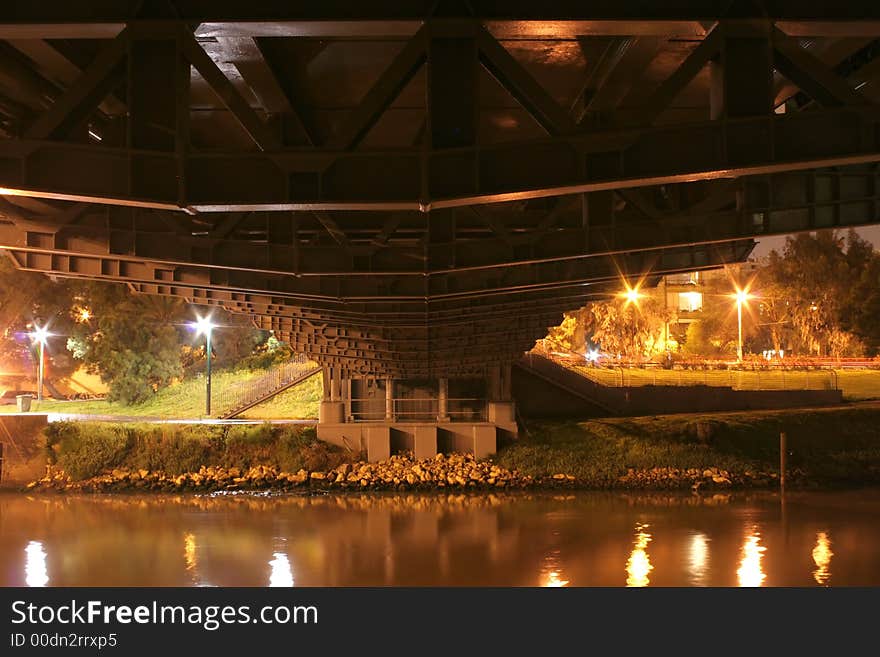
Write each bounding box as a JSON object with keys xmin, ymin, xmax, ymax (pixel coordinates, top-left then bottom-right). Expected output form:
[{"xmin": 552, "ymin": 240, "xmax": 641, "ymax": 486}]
[
  {"xmin": 488, "ymin": 363, "xmax": 518, "ymax": 437},
  {"xmin": 319, "ymin": 366, "xmax": 345, "ymax": 423},
  {"xmin": 319, "ymin": 401, "xmax": 345, "ymax": 424},
  {"xmin": 437, "ymin": 378, "xmax": 449, "ymax": 422},
  {"xmin": 385, "ymin": 378, "xmax": 394, "ymax": 421}
]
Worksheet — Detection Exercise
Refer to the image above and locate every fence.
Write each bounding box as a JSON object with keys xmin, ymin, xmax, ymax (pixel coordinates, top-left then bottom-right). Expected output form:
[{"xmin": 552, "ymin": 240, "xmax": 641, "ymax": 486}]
[
  {"xmin": 213, "ymin": 354, "xmax": 319, "ymax": 416},
  {"xmin": 532, "ymin": 340, "xmax": 840, "ymax": 391},
  {"xmin": 349, "ymin": 397, "xmax": 487, "ymax": 422},
  {"xmin": 573, "ymin": 366, "xmax": 839, "ymax": 390}
]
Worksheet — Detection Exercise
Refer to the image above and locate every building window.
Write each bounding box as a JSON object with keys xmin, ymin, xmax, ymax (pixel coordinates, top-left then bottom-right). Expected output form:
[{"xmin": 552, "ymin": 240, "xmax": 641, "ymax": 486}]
[{"xmin": 678, "ymin": 291, "xmax": 703, "ymax": 312}]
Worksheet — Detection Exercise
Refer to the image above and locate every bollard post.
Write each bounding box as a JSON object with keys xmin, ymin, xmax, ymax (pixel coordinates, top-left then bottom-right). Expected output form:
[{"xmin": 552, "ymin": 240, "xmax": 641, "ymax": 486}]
[{"xmin": 779, "ymin": 432, "xmax": 787, "ymax": 491}]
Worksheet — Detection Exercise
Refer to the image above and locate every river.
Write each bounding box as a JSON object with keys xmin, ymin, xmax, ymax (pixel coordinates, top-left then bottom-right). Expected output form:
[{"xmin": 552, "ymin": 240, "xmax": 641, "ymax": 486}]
[{"xmin": 2, "ymin": 489, "xmax": 878, "ymax": 587}]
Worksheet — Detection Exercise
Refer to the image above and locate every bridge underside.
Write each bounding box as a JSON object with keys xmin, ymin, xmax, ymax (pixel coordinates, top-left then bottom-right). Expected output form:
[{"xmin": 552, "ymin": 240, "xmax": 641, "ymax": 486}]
[{"xmin": 0, "ymin": 2, "xmax": 878, "ymax": 394}]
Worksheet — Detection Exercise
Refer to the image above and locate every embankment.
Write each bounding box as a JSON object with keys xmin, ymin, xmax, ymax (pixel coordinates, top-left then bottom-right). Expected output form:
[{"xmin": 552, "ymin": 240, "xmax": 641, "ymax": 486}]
[{"xmin": 16, "ymin": 403, "xmax": 880, "ymax": 492}]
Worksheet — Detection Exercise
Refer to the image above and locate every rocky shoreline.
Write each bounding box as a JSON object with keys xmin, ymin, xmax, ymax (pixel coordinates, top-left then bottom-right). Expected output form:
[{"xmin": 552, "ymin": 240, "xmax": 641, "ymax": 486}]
[{"xmin": 24, "ymin": 451, "xmax": 794, "ymax": 493}]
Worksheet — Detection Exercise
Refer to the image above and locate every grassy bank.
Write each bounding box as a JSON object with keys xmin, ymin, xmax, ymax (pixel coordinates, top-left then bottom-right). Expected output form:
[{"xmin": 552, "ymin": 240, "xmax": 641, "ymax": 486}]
[
  {"xmin": 23, "ymin": 404, "xmax": 880, "ymax": 493},
  {"xmin": 44, "ymin": 421, "xmax": 345, "ymax": 481},
  {"xmin": 499, "ymin": 404, "xmax": 880, "ymax": 488},
  {"xmin": 0, "ymin": 369, "xmax": 321, "ymax": 419}
]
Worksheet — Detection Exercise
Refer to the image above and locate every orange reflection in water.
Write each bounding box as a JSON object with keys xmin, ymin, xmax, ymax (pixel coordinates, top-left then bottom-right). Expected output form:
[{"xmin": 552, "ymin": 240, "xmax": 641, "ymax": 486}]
[
  {"xmin": 542, "ymin": 570, "xmax": 569, "ymax": 587},
  {"xmin": 688, "ymin": 533, "xmax": 710, "ymax": 586},
  {"xmin": 626, "ymin": 524, "xmax": 653, "ymax": 587},
  {"xmin": 184, "ymin": 533, "xmax": 197, "ymax": 573},
  {"xmin": 539, "ymin": 549, "xmax": 569, "ymax": 587},
  {"xmin": 737, "ymin": 529, "xmax": 766, "ymax": 587},
  {"xmin": 812, "ymin": 532, "xmax": 833, "ymax": 586}
]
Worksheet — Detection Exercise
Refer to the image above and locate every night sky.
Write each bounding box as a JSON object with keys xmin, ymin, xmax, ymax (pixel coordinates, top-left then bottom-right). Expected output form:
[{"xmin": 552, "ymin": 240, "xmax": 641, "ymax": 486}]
[{"xmin": 751, "ymin": 225, "xmax": 880, "ymax": 258}]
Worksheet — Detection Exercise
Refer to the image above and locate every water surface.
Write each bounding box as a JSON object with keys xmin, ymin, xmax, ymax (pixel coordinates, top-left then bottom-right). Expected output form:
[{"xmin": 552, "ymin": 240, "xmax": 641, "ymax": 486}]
[{"xmin": 2, "ymin": 489, "xmax": 878, "ymax": 587}]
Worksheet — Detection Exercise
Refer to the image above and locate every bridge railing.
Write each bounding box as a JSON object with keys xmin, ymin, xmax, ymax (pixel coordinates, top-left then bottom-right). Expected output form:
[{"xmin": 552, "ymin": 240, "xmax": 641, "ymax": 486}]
[
  {"xmin": 348, "ymin": 397, "xmax": 488, "ymax": 422},
  {"xmin": 213, "ymin": 354, "xmax": 318, "ymax": 416}
]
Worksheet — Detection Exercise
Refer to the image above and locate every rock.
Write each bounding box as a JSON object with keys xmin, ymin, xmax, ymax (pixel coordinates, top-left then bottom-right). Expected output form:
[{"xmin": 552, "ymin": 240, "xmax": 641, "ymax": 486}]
[
  {"xmin": 309, "ymin": 471, "xmax": 325, "ymax": 480},
  {"xmin": 702, "ymin": 469, "xmax": 714, "ymax": 478},
  {"xmin": 552, "ymin": 474, "xmax": 567, "ymax": 480}
]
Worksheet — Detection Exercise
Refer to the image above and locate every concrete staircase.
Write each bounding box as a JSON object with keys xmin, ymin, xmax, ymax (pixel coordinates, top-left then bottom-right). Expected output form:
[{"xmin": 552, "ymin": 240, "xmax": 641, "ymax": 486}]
[
  {"xmin": 218, "ymin": 359, "xmax": 321, "ymax": 419},
  {"xmin": 514, "ymin": 352, "xmax": 621, "ymax": 417}
]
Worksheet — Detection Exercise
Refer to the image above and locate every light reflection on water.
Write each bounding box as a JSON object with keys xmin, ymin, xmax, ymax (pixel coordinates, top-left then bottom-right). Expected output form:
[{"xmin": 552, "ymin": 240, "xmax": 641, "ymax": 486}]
[
  {"xmin": 625, "ymin": 524, "xmax": 653, "ymax": 587},
  {"xmin": 737, "ymin": 529, "xmax": 767, "ymax": 587},
  {"xmin": 688, "ymin": 533, "xmax": 710, "ymax": 586},
  {"xmin": 540, "ymin": 549, "xmax": 569, "ymax": 587},
  {"xmin": 2, "ymin": 491, "xmax": 876, "ymax": 586},
  {"xmin": 269, "ymin": 552, "xmax": 295, "ymax": 587},
  {"xmin": 25, "ymin": 540, "xmax": 48, "ymax": 587},
  {"xmin": 812, "ymin": 532, "xmax": 833, "ymax": 586}
]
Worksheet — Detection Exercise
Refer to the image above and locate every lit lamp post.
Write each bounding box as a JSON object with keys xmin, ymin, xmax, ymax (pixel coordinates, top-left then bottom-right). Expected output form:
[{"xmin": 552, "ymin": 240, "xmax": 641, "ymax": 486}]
[
  {"xmin": 192, "ymin": 315, "xmax": 216, "ymax": 416},
  {"xmin": 731, "ymin": 287, "xmax": 753, "ymax": 363},
  {"xmin": 620, "ymin": 281, "xmax": 643, "ymax": 308},
  {"xmin": 29, "ymin": 325, "xmax": 50, "ymax": 402}
]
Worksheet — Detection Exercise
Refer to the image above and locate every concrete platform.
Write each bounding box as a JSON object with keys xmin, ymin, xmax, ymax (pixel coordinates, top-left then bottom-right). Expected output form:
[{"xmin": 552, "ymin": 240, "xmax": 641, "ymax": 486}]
[{"xmin": 317, "ymin": 421, "xmax": 501, "ymax": 462}]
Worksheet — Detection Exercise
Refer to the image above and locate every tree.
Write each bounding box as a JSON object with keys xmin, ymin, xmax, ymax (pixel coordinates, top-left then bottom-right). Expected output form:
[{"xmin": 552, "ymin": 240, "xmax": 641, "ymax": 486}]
[
  {"xmin": 70, "ymin": 284, "xmax": 187, "ymax": 403},
  {"xmin": 0, "ymin": 259, "xmax": 80, "ymax": 390},
  {"xmin": 546, "ymin": 311, "xmax": 587, "ymax": 352},
  {"xmin": 587, "ymin": 293, "xmax": 669, "ymax": 359},
  {"xmin": 761, "ymin": 230, "xmax": 872, "ymax": 357},
  {"xmin": 840, "ymin": 231, "xmax": 880, "ymax": 354},
  {"xmin": 207, "ymin": 309, "xmax": 268, "ymax": 368},
  {"xmin": 682, "ymin": 267, "xmax": 760, "ymax": 357}
]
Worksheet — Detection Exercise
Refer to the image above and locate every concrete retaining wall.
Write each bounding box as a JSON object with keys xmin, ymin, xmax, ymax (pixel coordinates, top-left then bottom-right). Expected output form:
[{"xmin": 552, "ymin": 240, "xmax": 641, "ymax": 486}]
[
  {"xmin": 614, "ymin": 386, "xmax": 843, "ymax": 415},
  {"xmin": 0, "ymin": 415, "xmax": 49, "ymax": 488},
  {"xmin": 513, "ymin": 362, "xmax": 844, "ymax": 418}
]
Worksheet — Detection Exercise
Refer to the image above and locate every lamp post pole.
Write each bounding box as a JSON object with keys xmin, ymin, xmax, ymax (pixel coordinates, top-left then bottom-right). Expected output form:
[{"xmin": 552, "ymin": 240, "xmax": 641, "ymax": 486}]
[
  {"xmin": 37, "ymin": 338, "xmax": 44, "ymax": 402},
  {"xmin": 205, "ymin": 326, "xmax": 212, "ymax": 416},
  {"xmin": 737, "ymin": 298, "xmax": 744, "ymax": 363}
]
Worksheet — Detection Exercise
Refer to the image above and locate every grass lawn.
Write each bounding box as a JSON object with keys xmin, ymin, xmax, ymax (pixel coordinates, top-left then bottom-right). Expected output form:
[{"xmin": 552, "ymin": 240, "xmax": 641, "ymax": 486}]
[
  {"xmin": 0, "ymin": 369, "xmax": 269, "ymax": 418},
  {"xmin": 239, "ymin": 372, "xmax": 321, "ymax": 420},
  {"xmin": 574, "ymin": 366, "xmax": 880, "ymax": 400},
  {"xmin": 498, "ymin": 403, "xmax": 880, "ymax": 486}
]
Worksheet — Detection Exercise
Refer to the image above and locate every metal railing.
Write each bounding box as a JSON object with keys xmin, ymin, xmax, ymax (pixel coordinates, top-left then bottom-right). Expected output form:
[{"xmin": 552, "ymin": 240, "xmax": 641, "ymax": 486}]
[
  {"xmin": 532, "ymin": 339, "xmax": 840, "ymax": 391},
  {"xmin": 573, "ymin": 366, "xmax": 839, "ymax": 390},
  {"xmin": 213, "ymin": 354, "xmax": 319, "ymax": 416},
  {"xmin": 348, "ymin": 397, "xmax": 488, "ymax": 422}
]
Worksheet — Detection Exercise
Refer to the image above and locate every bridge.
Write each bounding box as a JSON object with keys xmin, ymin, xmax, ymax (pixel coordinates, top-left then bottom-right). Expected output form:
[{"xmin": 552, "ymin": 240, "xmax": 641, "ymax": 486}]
[{"xmin": 0, "ymin": 2, "xmax": 878, "ymax": 457}]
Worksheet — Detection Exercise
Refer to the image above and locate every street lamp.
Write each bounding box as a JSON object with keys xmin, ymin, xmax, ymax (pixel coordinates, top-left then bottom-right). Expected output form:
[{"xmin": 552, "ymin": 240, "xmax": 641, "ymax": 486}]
[
  {"xmin": 619, "ymin": 281, "xmax": 644, "ymax": 308},
  {"xmin": 191, "ymin": 315, "xmax": 216, "ymax": 416},
  {"xmin": 29, "ymin": 325, "xmax": 50, "ymax": 402},
  {"xmin": 731, "ymin": 287, "xmax": 753, "ymax": 362}
]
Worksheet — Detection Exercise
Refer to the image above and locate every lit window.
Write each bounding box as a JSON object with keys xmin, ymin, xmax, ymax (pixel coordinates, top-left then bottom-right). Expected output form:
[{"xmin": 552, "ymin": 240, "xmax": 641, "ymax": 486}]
[{"xmin": 678, "ymin": 292, "xmax": 703, "ymax": 312}]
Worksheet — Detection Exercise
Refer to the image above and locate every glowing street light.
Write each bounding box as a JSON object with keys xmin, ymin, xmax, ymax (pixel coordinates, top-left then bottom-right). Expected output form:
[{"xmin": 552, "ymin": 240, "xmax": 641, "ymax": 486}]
[
  {"xmin": 191, "ymin": 315, "xmax": 216, "ymax": 416},
  {"xmin": 29, "ymin": 325, "xmax": 50, "ymax": 402},
  {"xmin": 619, "ymin": 281, "xmax": 644, "ymax": 308},
  {"xmin": 730, "ymin": 287, "xmax": 754, "ymax": 362}
]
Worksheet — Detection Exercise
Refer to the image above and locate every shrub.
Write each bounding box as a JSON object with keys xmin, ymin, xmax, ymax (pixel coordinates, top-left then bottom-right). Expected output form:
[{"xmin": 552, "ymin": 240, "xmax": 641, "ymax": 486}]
[
  {"xmin": 51, "ymin": 422, "xmax": 131, "ymax": 479},
  {"xmin": 45, "ymin": 421, "xmax": 345, "ymax": 480}
]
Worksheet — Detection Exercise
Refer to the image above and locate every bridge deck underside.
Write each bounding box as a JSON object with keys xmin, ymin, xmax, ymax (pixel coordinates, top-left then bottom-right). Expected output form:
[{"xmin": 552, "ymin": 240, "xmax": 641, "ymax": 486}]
[{"xmin": 0, "ymin": 3, "xmax": 878, "ymax": 376}]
